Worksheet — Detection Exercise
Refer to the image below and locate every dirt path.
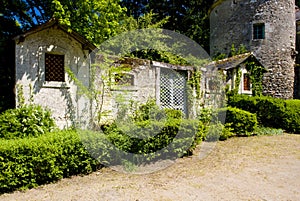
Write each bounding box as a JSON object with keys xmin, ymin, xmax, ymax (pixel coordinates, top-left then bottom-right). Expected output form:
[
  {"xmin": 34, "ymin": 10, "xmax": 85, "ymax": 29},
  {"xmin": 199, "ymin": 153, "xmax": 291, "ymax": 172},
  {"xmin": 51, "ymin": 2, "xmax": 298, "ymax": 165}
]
[{"xmin": 1, "ymin": 134, "xmax": 300, "ymax": 201}]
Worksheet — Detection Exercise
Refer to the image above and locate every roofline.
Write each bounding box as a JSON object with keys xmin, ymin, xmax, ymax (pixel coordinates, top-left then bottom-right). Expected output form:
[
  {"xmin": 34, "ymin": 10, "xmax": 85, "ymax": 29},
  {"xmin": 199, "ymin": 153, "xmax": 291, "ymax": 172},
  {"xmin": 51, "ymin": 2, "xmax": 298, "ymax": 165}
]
[
  {"xmin": 13, "ymin": 19, "xmax": 97, "ymax": 52},
  {"xmin": 206, "ymin": 52, "xmax": 264, "ymax": 70}
]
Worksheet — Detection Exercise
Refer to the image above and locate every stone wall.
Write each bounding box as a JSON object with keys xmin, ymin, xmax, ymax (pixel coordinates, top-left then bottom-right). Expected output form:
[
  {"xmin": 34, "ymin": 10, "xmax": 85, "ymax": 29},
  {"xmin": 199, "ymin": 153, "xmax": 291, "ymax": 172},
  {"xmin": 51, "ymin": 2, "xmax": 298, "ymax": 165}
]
[
  {"xmin": 210, "ymin": 0, "xmax": 296, "ymax": 99},
  {"xmin": 93, "ymin": 57, "xmax": 194, "ymax": 124}
]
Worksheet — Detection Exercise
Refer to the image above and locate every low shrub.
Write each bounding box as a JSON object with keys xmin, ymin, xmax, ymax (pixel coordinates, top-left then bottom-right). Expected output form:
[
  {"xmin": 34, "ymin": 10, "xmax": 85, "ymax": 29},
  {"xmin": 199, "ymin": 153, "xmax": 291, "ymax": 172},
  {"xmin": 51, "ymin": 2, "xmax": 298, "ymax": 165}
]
[
  {"xmin": 0, "ymin": 105, "xmax": 56, "ymax": 139},
  {"xmin": 100, "ymin": 118, "xmax": 206, "ymax": 164},
  {"xmin": 253, "ymin": 127, "xmax": 284, "ymax": 136},
  {"xmin": 284, "ymin": 100, "xmax": 300, "ymax": 133},
  {"xmin": 205, "ymin": 122, "xmax": 234, "ymax": 141},
  {"xmin": 217, "ymin": 107, "xmax": 258, "ymax": 136},
  {"xmin": 228, "ymin": 94, "xmax": 285, "ymax": 128},
  {"xmin": 255, "ymin": 97, "xmax": 285, "ymax": 128},
  {"xmin": 0, "ymin": 130, "xmax": 99, "ymax": 193}
]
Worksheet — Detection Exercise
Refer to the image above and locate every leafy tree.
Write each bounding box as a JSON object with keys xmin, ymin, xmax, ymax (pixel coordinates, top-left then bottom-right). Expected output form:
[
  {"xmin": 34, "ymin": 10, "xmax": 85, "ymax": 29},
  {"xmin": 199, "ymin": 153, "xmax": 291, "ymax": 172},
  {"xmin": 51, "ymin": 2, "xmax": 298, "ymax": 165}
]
[
  {"xmin": 52, "ymin": 0, "xmax": 128, "ymax": 44},
  {"xmin": 121, "ymin": 0, "xmax": 215, "ymax": 52}
]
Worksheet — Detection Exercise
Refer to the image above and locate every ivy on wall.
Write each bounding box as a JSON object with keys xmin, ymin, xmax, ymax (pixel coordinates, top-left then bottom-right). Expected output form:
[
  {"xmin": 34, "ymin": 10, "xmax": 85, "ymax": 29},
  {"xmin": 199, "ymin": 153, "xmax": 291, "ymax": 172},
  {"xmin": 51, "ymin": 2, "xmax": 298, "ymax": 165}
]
[{"xmin": 245, "ymin": 60, "xmax": 266, "ymax": 96}]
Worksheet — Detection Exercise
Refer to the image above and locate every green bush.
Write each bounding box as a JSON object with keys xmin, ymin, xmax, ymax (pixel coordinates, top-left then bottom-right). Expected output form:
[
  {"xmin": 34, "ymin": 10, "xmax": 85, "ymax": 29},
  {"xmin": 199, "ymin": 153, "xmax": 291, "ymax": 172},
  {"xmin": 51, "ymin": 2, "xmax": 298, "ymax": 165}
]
[
  {"xmin": 0, "ymin": 105, "xmax": 56, "ymax": 139},
  {"xmin": 228, "ymin": 95, "xmax": 285, "ymax": 129},
  {"xmin": 205, "ymin": 122, "xmax": 234, "ymax": 141},
  {"xmin": 100, "ymin": 118, "xmax": 205, "ymax": 164},
  {"xmin": 0, "ymin": 130, "xmax": 99, "ymax": 193},
  {"xmin": 228, "ymin": 94, "xmax": 300, "ymax": 133},
  {"xmin": 217, "ymin": 107, "xmax": 258, "ymax": 136},
  {"xmin": 284, "ymin": 100, "xmax": 300, "ymax": 133}
]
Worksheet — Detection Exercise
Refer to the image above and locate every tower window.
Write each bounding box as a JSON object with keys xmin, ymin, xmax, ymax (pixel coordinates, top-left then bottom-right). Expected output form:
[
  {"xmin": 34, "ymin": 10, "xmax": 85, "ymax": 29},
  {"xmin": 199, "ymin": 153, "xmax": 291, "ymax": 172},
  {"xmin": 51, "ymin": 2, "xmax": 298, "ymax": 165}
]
[{"xmin": 253, "ymin": 23, "xmax": 265, "ymax": 39}]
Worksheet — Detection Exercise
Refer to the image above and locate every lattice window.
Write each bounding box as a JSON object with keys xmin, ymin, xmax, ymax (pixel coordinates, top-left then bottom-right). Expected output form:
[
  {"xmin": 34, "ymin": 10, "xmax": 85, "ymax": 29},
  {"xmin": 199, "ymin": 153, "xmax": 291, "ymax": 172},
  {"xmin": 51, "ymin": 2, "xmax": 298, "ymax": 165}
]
[
  {"xmin": 45, "ymin": 53, "xmax": 65, "ymax": 82},
  {"xmin": 160, "ymin": 68, "xmax": 187, "ymax": 114}
]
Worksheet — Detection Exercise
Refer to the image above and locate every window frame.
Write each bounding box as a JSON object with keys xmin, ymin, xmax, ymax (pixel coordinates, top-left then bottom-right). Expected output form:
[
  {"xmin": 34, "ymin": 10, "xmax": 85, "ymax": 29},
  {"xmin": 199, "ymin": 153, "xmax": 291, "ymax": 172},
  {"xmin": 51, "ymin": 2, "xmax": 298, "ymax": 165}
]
[
  {"xmin": 44, "ymin": 53, "xmax": 65, "ymax": 82},
  {"xmin": 253, "ymin": 23, "xmax": 265, "ymax": 40},
  {"xmin": 243, "ymin": 73, "xmax": 251, "ymax": 91}
]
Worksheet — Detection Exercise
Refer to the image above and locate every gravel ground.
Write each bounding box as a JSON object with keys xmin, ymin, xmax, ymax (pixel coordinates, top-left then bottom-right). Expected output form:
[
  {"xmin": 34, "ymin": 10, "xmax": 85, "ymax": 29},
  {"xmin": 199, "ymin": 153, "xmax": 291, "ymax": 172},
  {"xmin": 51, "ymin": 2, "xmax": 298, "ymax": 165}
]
[{"xmin": 1, "ymin": 134, "xmax": 300, "ymax": 201}]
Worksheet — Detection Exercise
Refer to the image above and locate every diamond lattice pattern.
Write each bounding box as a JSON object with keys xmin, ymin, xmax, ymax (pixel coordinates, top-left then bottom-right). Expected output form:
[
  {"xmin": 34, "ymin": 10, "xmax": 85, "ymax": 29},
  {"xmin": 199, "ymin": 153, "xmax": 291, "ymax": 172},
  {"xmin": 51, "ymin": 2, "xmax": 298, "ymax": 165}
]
[
  {"xmin": 45, "ymin": 53, "xmax": 65, "ymax": 82},
  {"xmin": 160, "ymin": 68, "xmax": 187, "ymax": 114}
]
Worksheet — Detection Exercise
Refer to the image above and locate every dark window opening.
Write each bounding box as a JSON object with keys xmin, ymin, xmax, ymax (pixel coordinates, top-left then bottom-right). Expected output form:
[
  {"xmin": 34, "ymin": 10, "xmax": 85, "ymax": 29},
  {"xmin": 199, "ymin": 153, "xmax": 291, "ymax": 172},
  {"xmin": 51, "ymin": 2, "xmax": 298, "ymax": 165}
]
[
  {"xmin": 253, "ymin": 23, "xmax": 265, "ymax": 39},
  {"xmin": 114, "ymin": 73, "xmax": 134, "ymax": 86},
  {"xmin": 243, "ymin": 73, "xmax": 251, "ymax": 91},
  {"xmin": 45, "ymin": 53, "xmax": 65, "ymax": 82}
]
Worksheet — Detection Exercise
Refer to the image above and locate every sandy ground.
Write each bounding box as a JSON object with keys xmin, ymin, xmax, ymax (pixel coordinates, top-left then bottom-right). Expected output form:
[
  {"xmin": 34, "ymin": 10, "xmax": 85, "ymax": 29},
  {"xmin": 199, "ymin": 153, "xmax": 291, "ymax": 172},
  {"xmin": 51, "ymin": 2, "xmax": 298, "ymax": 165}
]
[{"xmin": 1, "ymin": 134, "xmax": 300, "ymax": 201}]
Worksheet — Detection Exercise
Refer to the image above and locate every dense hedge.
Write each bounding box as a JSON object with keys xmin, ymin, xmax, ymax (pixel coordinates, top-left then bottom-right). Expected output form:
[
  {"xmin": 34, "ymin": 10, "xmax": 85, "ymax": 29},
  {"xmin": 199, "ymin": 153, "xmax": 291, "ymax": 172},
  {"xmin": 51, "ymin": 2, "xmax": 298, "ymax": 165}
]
[
  {"xmin": 218, "ymin": 107, "xmax": 258, "ymax": 136},
  {"xmin": 0, "ymin": 118, "xmax": 206, "ymax": 193},
  {"xmin": 0, "ymin": 105, "xmax": 56, "ymax": 139},
  {"xmin": 0, "ymin": 130, "xmax": 99, "ymax": 193},
  {"xmin": 228, "ymin": 94, "xmax": 300, "ymax": 133},
  {"xmin": 99, "ymin": 118, "xmax": 205, "ymax": 163},
  {"xmin": 284, "ymin": 100, "xmax": 300, "ymax": 133}
]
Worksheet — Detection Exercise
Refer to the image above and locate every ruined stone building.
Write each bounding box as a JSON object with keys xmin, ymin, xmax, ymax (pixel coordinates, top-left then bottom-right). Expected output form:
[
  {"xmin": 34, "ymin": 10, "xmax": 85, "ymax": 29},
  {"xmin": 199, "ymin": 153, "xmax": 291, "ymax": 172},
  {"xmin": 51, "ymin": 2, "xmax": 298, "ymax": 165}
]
[
  {"xmin": 210, "ymin": 0, "xmax": 297, "ymax": 99},
  {"xmin": 13, "ymin": 20, "xmax": 197, "ymax": 128}
]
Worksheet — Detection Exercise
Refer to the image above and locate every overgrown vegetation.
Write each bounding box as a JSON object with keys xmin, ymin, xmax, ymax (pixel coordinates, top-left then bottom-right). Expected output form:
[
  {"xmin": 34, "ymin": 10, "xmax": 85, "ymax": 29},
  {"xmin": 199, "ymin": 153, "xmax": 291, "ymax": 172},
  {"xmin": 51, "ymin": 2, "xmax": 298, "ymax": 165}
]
[
  {"xmin": 0, "ymin": 84, "xmax": 56, "ymax": 139},
  {"xmin": 0, "ymin": 105, "xmax": 55, "ymax": 139},
  {"xmin": 0, "ymin": 100, "xmax": 206, "ymax": 193},
  {"xmin": 0, "ymin": 94, "xmax": 292, "ymax": 193}
]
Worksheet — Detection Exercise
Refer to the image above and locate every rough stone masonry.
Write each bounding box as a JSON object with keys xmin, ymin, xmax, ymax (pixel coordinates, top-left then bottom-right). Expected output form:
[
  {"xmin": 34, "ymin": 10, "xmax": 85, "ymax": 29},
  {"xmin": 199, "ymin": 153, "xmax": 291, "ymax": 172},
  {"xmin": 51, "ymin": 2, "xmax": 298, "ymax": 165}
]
[{"xmin": 210, "ymin": 0, "xmax": 296, "ymax": 99}]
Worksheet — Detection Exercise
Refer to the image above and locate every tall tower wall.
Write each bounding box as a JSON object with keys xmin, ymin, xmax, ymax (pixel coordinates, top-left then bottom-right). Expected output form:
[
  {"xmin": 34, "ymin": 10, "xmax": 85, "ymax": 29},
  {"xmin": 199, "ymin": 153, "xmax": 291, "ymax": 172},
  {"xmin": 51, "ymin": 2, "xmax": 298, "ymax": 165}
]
[{"xmin": 210, "ymin": 0, "xmax": 296, "ymax": 99}]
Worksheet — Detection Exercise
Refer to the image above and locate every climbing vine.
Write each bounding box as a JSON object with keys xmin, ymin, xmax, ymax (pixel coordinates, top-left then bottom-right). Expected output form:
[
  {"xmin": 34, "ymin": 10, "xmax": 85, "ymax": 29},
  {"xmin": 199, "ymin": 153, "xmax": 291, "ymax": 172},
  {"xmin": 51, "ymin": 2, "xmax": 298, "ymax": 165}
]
[
  {"xmin": 245, "ymin": 60, "xmax": 265, "ymax": 96},
  {"xmin": 188, "ymin": 70, "xmax": 202, "ymax": 99},
  {"xmin": 232, "ymin": 68, "xmax": 242, "ymax": 95}
]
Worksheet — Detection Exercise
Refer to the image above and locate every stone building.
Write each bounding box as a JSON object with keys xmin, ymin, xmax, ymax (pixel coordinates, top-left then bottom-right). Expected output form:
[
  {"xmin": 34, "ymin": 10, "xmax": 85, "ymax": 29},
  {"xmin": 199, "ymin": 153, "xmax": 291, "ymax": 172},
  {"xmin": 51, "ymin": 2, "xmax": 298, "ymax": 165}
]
[
  {"xmin": 13, "ymin": 19, "xmax": 96, "ymax": 128},
  {"xmin": 210, "ymin": 0, "xmax": 296, "ymax": 99},
  {"xmin": 92, "ymin": 56, "xmax": 194, "ymax": 124},
  {"xmin": 208, "ymin": 52, "xmax": 263, "ymax": 95},
  {"xmin": 13, "ymin": 20, "xmax": 196, "ymax": 128}
]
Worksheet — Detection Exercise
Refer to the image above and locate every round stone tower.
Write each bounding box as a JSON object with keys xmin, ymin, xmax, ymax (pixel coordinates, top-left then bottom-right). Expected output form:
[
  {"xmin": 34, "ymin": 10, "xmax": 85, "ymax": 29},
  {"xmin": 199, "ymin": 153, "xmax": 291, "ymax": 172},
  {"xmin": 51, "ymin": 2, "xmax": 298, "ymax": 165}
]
[{"xmin": 210, "ymin": 0, "xmax": 296, "ymax": 99}]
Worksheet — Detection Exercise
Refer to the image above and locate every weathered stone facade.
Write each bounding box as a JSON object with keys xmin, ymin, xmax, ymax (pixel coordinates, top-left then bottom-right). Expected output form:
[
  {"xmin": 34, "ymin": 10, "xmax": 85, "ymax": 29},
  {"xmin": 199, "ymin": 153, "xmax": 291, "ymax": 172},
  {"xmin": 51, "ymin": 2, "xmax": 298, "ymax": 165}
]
[
  {"xmin": 210, "ymin": 0, "xmax": 296, "ymax": 99},
  {"xmin": 93, "ymin": 57, "xmax": 195, "ymax": 124},
  {"xmin": 14, "ymin": 20, "xmax": 95, "ymax": 128},
  {"xmin": 14, "ymin": 21, "xmax": 196, "ymax": 128}
]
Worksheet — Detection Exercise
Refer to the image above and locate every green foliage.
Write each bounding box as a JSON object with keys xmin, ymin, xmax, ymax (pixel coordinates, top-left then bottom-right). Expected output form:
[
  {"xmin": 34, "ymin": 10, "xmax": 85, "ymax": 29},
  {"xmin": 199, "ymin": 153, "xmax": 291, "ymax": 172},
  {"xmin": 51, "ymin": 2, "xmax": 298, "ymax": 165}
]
[
  {"xmin": 233, "ymin": 69, "xmax": 242, "ymax": 95},
  {"xmin": 98, "ymin": 100, "xmax": 206, "ymax": 163},
  {"xmin": 0, "ymin": 105, "xmax": 56, "ymax": 139},
  {"xmin": 188, "ymin": 70, "xmax": 202, "ymax": 99},
  {"xmin": 121, "ymin": 0, "xmax": 214, "ymax": 51},
  {"xmin": 245, "ymin": 60, "xmax": 265, "ymax": 96},
  {"xmin": 0, "ymin": 130, "xmax": 99, "ymax": 193},
  {"xmin": 228, "ymin": 94, "xmax": 300, "ymax": 133},
  {"xmin": 284, "ymin": 100, "xmax": 300, "ymax": 133},
  {"xmin": 52, "ymin": 0, "xmax": 127, "ymax": 44},
  {"xmin": 228, "ymin": 44, "xmax": 248, "ymax": 57},
  {"xmin": 253, "ymin": 127, "xmax": 284, "ymax": 136},
  {"xmin": 205, "ymin": 122, "xmax": 234, "ymax": 141},
  {"xmin": 213, "ymin": 44, "xmax": 248, "ymax": 60},
  {"xmin": 228, "ymin": 95, "xmax": 285, "ymax": 128},
  {"xmin": 218, "ymin": 107, "xmax": 258, "ymax": 136}
]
